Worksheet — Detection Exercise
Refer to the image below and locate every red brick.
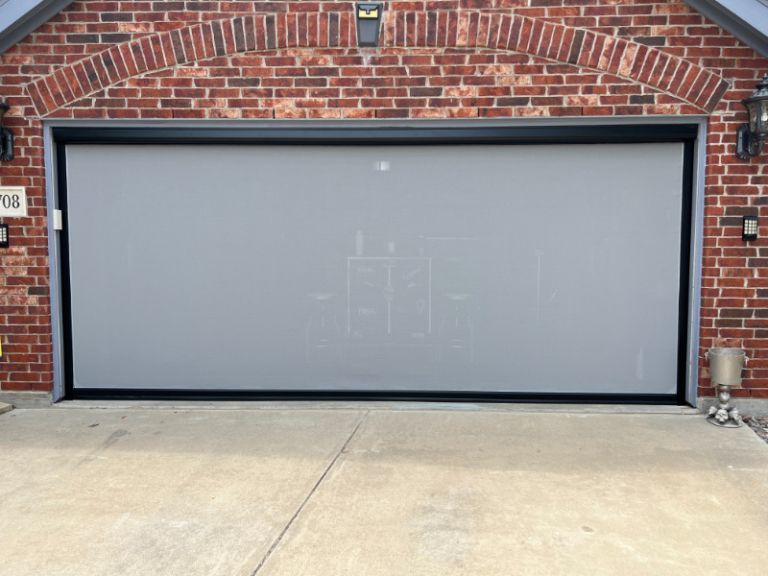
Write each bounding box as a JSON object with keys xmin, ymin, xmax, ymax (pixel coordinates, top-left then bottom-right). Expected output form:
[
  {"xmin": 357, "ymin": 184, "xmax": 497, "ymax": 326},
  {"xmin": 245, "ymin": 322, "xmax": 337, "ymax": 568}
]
[{"xmin": 0, "ymin": 1, "xmax": 765, "ymax": 397}]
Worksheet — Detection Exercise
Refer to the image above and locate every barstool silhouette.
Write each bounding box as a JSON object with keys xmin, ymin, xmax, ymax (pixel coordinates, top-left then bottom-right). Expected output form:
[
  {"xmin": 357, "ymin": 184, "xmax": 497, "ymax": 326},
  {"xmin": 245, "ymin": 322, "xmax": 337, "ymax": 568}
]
[
  {"xmin": 305, "ymin": 292, "xmax": 341, "ymax": 366},
  {"xmin": 439, "ymin": 292, "xmax": 474, "ymax": 364}
]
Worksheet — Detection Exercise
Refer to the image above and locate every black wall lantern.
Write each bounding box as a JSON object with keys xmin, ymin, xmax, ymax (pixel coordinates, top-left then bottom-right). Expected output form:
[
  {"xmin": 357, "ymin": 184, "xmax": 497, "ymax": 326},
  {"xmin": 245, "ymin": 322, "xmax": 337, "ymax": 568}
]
[
  {"xmin": 736, "ymin": 75, "xmax": 768, "ymax": 160},
  {"xmin": 356, "ymin": 3, "xmax": 382, "ymax": 47},
  {"xmin": 0, "ymin": 101, "xmax": 13, "ymax": 162}
]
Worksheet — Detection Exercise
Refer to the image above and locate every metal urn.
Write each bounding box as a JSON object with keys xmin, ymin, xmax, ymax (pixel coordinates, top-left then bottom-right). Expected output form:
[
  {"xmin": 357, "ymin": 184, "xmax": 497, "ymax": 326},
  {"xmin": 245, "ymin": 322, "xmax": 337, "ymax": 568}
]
[{"xmin": 706, "ymin": 348, "xmax": 748, "ymax": 428}]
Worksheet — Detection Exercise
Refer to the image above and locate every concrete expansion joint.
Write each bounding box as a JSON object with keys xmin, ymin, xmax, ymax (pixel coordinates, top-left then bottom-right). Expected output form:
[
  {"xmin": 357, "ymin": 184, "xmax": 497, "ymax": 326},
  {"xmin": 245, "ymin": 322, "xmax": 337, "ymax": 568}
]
[{"xmin": 248, "ymin": 410, "xmax": 369, "ymax": 576}]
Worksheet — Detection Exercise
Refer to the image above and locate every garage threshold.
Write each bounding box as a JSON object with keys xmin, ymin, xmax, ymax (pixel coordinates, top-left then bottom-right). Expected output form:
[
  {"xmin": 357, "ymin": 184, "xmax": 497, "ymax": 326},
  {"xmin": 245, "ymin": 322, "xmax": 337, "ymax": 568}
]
[{"xmin": 53, "ymin": 400, "xmax": 699, "ymax": 415}]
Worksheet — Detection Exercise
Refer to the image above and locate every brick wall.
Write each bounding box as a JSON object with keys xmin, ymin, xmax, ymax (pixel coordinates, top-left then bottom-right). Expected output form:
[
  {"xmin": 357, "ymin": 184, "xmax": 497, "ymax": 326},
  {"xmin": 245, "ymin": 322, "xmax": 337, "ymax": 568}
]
[{"xmin": 0, "ymin": 0, "xmax": 765, "ymax": 399}]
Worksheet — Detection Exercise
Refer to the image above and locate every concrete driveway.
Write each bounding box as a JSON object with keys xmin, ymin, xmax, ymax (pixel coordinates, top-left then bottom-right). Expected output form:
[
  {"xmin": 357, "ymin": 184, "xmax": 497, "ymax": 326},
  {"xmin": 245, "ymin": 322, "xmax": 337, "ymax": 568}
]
[{"xmin": 1, "ymin": 403, "xmax": 767, "ymax": 576}]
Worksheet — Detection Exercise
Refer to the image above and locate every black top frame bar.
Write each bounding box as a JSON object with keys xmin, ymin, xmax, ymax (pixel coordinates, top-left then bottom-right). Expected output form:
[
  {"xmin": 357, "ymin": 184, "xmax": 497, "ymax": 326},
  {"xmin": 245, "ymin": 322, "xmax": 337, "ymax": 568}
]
[{"xmin": 52, "ymin": 124, "xmax": 698, "ymax": 146}]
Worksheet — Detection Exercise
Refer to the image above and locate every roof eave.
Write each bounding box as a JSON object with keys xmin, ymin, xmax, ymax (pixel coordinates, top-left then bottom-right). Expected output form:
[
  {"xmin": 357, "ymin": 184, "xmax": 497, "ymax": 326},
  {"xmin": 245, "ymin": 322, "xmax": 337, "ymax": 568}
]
[
  {"xmin": 685, "ymin": 0, "xmax": 768, "ymax": 58},
  {"xmin": 0, "ymin": 0, "xmax": 75, "ymax": 55}
]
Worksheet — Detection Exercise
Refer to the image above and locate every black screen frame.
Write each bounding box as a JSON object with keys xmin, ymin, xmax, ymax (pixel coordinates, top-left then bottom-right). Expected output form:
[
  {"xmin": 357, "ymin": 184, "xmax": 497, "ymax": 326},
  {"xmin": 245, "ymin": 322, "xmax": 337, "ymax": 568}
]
[{"xmin": 53, "ymin": 124, "xmax": 697, "ymax": 404}]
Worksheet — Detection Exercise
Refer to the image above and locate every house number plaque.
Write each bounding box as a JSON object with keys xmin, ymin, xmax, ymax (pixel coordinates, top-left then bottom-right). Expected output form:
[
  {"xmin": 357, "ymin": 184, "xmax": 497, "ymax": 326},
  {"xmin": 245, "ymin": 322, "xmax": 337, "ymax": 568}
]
[{"xmin": 0, "ymin": 187, "xmax": 27, "ymax": 217}]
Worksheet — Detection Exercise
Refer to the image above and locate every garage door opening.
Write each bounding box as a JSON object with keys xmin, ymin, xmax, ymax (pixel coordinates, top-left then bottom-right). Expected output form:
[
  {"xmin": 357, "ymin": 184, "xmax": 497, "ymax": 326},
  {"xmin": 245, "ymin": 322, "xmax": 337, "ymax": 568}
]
[{"xmin": 54, "ymin": 125, "xmax": 695, "ymax": 402}]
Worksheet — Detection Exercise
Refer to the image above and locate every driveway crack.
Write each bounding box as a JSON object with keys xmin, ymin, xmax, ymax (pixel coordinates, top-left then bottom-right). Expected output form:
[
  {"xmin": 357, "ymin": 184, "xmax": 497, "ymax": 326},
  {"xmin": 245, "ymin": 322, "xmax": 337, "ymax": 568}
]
[{"xmin": 249, "ymin": 410, "xmax": 369, "ymax": 575}]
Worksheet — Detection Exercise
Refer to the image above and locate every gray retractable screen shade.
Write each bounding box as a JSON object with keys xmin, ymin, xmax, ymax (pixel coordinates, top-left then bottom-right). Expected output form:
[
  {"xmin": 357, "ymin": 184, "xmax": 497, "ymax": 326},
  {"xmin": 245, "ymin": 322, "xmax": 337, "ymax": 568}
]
[{"xmin": 64, "ymin": 142, "xmax": 684, "ymax": 394}]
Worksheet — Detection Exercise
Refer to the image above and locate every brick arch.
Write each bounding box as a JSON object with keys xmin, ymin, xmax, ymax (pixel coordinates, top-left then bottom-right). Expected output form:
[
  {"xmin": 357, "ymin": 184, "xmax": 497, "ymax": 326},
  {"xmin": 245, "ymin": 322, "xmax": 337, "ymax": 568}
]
[{"xmin": 26, "ymin": 10, "xmax": 729, "ymax": 117}]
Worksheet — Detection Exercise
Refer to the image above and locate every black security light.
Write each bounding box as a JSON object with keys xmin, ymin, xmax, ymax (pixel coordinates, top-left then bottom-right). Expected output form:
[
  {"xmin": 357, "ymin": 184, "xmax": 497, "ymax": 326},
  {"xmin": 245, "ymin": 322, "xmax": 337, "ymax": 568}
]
[
  {"xmin": 742, "ymin": 215, "xmax": 758, "ymax": 241},
  {"xmin": 356, "ymin": 3, "xmax": 382, "ymax": 47},
  {"xmin": 0, "ymin": 101, "xmax": 13, "ymax": 162},
  {"xmin": 736, "ymin": 75, "xmax": 768, "ymax": 160}
]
